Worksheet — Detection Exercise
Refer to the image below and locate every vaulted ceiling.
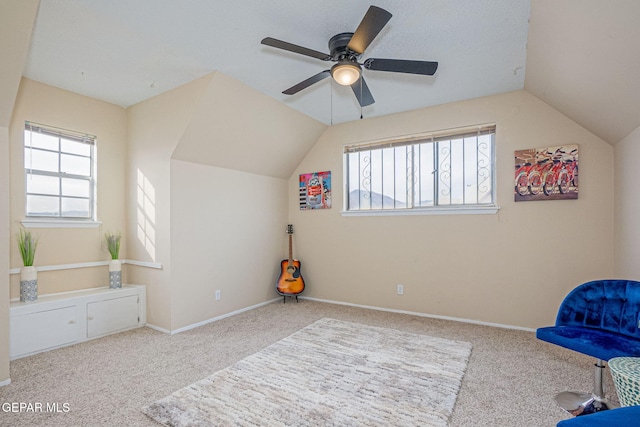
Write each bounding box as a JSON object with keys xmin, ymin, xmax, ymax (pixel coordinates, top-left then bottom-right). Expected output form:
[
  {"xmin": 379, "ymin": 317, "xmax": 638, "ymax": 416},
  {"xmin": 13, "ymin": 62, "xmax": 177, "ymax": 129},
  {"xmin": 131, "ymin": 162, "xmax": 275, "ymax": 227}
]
[{"xmin": 13, "ymin": 0, "xmax": 640, "ymax": 145}]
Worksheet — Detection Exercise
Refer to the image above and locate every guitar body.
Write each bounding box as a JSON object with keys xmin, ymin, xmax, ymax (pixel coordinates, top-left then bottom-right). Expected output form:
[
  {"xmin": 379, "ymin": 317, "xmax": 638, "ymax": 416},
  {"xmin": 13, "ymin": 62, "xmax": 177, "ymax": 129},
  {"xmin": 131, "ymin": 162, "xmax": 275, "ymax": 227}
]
[
  {"xmin": 276, "ymin": 259, "xmax": 305, "ymax": 295},
  {"xmin": 276, "ymin": 224, "xmax": 305, "ymax": 297}
]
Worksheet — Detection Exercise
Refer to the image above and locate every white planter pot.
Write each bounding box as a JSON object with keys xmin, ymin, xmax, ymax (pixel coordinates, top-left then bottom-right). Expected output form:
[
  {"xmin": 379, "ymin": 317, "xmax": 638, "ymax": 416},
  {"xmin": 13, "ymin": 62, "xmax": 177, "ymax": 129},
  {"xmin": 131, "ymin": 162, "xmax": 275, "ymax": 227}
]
[
  {"xmin": 109, "ymin": 260, "xmax": 122, "ymax": 289},
  {"xmin": 20, "ymin": 266, "xmax": 38, "ymax": 302}
]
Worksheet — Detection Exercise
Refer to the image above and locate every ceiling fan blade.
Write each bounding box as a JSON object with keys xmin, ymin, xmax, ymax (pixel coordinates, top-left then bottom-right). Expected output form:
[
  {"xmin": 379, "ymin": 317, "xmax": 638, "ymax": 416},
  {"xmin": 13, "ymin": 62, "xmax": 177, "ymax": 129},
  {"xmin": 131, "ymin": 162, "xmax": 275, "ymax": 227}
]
[
  {"xmin": 347, "ymin": 6, "xmax": 392, "ymax": 55},
  {"xmin": 350, "ymin": 77, "xmax": 375, "ymax": 107},
  {"xmin": 261, "ymin": 37, "xmax": 331, "ymax": 61},
  {"xmin": 283, "ymin": 70, "xmax": 331, "ymax": 95},
  {"xmin": 364, "ymin": 58, "xmax": 439, "ymax": 75}
]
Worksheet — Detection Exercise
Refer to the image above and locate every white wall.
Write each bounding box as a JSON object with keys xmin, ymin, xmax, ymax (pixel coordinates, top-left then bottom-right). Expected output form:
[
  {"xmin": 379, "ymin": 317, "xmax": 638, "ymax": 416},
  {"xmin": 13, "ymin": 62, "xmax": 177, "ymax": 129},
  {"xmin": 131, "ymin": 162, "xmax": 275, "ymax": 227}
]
[
  {"xmin": 289, "ymin": 90, "xmax": 614, "ymax": 329},
  {"xmin": 614, "ymin": 125, "xmax": 640, "ymax": 278}
]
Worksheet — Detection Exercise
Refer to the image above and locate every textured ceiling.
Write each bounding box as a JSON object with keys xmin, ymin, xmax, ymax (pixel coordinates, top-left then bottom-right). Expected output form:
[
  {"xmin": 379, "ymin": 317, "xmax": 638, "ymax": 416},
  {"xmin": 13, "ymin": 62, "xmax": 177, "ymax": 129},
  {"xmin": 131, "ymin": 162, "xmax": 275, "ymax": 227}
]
[
  {"xmin": 23, "ymin": 1, "xmax": 640, "ymax": 144},
  {"xmin": 23, "ymin": 0, "xmax": 530, "ymax": 125}
]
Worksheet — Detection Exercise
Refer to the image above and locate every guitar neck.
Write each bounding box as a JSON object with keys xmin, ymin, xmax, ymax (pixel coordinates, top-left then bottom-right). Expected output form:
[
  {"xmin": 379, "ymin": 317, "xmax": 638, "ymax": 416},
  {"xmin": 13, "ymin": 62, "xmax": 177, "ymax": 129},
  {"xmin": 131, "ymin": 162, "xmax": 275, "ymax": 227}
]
[{"xmin": 288, "ymin": 234, "xmax": 293, "ymax": 263}]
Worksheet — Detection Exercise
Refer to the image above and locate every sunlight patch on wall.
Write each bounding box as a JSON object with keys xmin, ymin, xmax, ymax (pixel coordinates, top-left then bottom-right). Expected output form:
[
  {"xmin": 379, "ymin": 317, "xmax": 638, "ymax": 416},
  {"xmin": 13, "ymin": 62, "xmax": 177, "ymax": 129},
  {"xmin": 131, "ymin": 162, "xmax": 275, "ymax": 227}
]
[{"xmin": 136, "ymin": 168, "xmax": 156, "ymax": 260}]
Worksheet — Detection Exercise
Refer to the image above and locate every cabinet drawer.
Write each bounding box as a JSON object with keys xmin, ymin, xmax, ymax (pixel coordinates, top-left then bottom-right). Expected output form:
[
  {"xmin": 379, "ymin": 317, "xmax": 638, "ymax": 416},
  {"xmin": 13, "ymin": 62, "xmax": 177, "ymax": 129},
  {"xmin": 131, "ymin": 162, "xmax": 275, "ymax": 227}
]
[
  {"xmin": 87, "ymin": 295, "xmax": 139, "ymax": 338},
  {"xmin": 10, "ymin": 305, "xmax": 79, "ymax": 358}
]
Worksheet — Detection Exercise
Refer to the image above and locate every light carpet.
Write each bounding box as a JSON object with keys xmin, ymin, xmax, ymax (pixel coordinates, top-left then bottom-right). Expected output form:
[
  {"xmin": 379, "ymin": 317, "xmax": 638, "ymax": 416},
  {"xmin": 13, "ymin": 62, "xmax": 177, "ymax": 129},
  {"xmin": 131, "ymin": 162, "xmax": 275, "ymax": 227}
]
[{"xmin": 142, "ymin": 318, "xmax": 472, "ymax": 426}]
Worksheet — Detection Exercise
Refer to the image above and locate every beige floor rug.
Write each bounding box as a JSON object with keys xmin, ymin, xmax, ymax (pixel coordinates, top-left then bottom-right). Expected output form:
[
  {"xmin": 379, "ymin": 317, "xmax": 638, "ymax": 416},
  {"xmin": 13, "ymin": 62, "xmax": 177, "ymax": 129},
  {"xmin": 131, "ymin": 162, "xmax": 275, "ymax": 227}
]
[{"xmin": 142, "ymin": 318, "xmax": 472, "ymax": 426}]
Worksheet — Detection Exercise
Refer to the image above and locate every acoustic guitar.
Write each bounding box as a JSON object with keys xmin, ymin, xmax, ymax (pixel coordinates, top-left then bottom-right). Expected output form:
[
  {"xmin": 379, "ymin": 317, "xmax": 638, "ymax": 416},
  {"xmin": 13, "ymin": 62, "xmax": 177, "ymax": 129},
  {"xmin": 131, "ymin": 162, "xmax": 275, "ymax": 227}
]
[{"xmin": 276, "ymin": 224, "xmax": 305, "ymax": 301}]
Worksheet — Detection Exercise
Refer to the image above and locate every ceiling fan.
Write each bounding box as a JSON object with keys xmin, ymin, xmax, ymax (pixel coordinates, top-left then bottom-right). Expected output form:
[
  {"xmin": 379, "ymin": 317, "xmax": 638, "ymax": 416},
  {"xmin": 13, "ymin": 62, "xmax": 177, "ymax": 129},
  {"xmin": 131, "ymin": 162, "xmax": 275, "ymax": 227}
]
[{"xmin": 261, "ymin": 5, "xmax": 438, "ymax": 107}]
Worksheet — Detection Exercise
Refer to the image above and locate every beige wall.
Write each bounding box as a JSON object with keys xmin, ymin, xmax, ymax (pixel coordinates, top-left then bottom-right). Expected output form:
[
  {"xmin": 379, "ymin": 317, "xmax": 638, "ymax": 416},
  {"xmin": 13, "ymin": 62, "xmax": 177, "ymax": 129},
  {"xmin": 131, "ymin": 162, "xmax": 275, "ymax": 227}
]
[
  {"xmin": 289, "ymin": 90, "xmax": 614, "ymax": 329},
  {"xmin": 614, "ymin": 125, "xmax": 640, "ymax": 278},
  {"xmin": 0, "ymin": 0, "xmax": 40, "ymax": 384},
  {"xmin": 127, "ymin": 71, "xmax": 323, "ymax": 331},
  {"xmin": 9, "ymin": 79, "xmax": 128, "ymax": 298},
  {"xmin": 1, "ymin": 126, "xmax": 10, "ymax": 383},
  {"xmin": 126, "ymin": 75, "xmax": 211, "ymax": 331},
  {"xmin": 173, "ymin": 72, "xmax": 326, "ymax": 179},
  {"xmin": 169, "ymin": 160, "xmax": 287, "ymax": 330}
]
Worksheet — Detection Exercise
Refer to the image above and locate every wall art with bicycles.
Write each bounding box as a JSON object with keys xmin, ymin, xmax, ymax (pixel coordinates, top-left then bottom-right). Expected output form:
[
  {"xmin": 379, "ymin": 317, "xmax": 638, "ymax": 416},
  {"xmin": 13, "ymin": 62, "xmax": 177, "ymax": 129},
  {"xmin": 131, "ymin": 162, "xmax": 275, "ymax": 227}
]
[{"xmin": 514, "ymin": 144, "xmax": 578, "ymax": 202}]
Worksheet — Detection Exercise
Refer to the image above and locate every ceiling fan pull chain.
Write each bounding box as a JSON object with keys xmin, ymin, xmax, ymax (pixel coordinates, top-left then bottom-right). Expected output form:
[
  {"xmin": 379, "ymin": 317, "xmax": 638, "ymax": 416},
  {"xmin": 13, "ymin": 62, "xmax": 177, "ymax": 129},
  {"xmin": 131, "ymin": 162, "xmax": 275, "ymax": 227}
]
[{"xmin": 330, "ymin": 78, "xmax": 334, "ymax": 126}]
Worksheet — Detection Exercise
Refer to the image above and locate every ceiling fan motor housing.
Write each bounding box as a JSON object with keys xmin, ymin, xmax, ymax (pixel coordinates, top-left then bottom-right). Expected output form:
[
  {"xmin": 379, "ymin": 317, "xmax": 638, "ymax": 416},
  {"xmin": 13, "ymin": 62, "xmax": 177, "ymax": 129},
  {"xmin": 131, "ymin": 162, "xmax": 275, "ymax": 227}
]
[{"xmin": 329, "ymin": 32, "xmax": 359, "ymax": 60}]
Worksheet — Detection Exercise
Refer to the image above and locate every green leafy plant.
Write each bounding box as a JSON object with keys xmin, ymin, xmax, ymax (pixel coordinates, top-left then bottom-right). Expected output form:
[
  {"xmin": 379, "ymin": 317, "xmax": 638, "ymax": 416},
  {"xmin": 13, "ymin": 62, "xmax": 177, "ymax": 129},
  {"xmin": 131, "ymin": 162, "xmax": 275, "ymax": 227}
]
[
  {"xmin": 17, "ymin": 229, "xmax": 38, "ymax": 267},
  {"xmin": 105, "ymin": 232, "xmax": 121, "ymax": 260}
]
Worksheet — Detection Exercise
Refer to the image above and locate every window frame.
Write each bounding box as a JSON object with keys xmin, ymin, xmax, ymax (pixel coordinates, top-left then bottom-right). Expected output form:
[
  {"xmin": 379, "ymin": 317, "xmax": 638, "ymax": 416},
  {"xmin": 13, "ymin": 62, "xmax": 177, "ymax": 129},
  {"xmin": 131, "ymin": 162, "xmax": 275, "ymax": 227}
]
[
  {"xmin": 23, "ymin": 122, "xmax": 99, "ymax": 227},
  {"xmin": 341, "ymin": 124, "xmax": 500, "ymax": 216}
]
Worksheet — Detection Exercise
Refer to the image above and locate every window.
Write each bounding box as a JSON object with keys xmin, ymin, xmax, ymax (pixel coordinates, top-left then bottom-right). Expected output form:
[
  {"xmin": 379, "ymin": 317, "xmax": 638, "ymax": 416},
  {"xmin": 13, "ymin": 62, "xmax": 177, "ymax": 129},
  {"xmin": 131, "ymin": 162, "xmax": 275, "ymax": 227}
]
[
  {"xmin": 344, "ymin": 124, "xmax": 496, "ymax": 214},
  {"xmin": 24, "ymin": 122, "xmax": 96, "ymax": 220}
]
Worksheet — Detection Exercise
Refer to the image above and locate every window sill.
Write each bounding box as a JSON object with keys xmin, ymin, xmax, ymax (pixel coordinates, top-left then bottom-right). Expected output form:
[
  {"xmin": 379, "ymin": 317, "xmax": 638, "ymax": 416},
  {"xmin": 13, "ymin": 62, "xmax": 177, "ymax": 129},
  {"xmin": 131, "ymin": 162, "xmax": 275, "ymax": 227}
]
[
  {"xmin": 21, "ymin": 218, "xmax": 102, "ymax": 229},
  {"xmin": 340, "ymin": 206, "xmax": 500, "ymax": 217}
]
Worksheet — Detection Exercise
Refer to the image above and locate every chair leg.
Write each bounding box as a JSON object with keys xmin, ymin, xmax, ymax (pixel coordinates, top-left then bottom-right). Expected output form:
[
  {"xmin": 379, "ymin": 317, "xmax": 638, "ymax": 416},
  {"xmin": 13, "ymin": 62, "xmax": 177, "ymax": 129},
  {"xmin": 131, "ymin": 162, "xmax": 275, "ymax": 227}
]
[{"xmin": 555, "ymin": 359, "xmax": 619, "ymax": 416}]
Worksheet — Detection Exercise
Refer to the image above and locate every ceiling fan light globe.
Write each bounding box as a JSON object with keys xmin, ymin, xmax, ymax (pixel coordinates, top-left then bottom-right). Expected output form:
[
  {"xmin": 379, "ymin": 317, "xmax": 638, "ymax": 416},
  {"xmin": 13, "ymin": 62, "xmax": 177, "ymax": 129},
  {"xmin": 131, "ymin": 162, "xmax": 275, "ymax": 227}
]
[{"xmin": 331, "ymin": 63, "xmax": 361, "ymax": 86}]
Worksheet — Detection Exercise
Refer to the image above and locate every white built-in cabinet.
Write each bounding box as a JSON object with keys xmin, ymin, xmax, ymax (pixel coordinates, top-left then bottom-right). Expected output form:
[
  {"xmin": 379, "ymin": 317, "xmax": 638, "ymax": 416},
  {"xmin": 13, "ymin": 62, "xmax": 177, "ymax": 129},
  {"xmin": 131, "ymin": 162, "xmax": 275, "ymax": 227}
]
[{"xmin": 10, "ymin": 285, "xmax": 146, "ymax": 360}]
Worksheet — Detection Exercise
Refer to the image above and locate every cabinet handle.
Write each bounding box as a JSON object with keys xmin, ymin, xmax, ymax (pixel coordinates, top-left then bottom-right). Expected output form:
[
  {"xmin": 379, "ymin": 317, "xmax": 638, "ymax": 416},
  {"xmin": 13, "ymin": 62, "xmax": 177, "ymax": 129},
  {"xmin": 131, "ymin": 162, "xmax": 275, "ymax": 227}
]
[
  {"xmin": 88, "ymin": 315, "xmax": 94, "ymax": 320},
  {"xmin": 68, "ymin": 320, "xmax": 76, "ymax": 324}
]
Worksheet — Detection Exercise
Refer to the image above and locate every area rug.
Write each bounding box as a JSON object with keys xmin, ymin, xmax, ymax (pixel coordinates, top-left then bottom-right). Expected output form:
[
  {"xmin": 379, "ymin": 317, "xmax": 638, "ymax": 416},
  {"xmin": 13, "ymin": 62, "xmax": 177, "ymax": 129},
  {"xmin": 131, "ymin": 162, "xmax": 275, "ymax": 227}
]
[{"xmin": 142, "ymin": 318, "xmax": 472, "ymax": 426}]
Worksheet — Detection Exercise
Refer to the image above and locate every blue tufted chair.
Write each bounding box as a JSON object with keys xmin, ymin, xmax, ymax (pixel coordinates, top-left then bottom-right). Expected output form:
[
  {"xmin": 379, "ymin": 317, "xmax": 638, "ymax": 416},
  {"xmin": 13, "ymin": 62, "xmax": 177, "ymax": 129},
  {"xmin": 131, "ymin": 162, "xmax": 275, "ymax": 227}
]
[{"xmin": 536, "ymin": 280, "xmax": 640, "ymax": 416}]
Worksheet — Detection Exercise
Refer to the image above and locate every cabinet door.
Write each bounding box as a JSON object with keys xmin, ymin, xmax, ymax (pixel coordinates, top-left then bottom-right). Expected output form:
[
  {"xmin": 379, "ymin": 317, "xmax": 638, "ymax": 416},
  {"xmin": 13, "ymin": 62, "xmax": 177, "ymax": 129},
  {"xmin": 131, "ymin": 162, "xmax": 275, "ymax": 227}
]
[
  {"xmin": 87, "ymin": 295, "xmax": 139, "ymax": 338},
  {"xmin": 10, "ymin": 305, "xmax": 79, "ymax": 358}
]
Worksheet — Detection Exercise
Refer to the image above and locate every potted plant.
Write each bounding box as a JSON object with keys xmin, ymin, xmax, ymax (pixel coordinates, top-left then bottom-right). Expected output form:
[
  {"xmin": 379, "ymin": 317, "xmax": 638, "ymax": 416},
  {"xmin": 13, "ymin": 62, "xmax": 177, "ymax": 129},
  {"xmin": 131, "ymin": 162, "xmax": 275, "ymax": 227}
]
[
  {"xmin": 105, "ymin": 232, "xmax": 122, "ymax": 289},
  {"xmin": 17, "ymin": 229, "xmax": 38, "ymax": 302}
]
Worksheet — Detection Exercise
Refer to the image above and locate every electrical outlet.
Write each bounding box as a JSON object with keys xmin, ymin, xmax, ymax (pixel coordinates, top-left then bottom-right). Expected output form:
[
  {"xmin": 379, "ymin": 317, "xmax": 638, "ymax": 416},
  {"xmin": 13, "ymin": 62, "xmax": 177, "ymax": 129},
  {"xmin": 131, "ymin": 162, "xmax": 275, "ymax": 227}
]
[
  {"xmin": 215, "ymin": 290, "xmax": 221, "ymax": 301},
  {"xmin": 397, "ymin": 284, "xmax": 404, "ymax": 295}
]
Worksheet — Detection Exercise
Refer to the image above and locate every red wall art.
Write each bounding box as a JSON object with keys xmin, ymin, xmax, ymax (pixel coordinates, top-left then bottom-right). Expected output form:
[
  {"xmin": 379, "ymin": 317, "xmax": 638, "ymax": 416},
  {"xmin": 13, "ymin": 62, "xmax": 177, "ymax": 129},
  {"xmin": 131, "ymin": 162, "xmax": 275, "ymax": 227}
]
[{"xmin": 514, "ymin": 144, "xmax": 578, "ymax": 202}]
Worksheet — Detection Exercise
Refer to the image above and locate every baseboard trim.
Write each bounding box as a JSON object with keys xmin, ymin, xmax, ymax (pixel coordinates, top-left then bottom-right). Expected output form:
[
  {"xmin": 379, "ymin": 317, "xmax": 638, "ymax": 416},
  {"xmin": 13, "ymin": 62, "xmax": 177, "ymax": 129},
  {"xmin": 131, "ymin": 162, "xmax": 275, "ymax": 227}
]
[
  {"xmin": 302, "ymin": 297, "xmax": 536, "ymax": 332},
  {"xmin": 160, "ymin": 298, "xmax": 282, "ymax": 335},
  {"xmin": 0, "ymin": 378, "xmax": 11, "ymax": 387},
  {"xmin": 145, "ymin": 323, "xmax": 171, "ymax": 334},
  {"xmin": 136, "ymin": 296, "xmax": 535, "ymax": 336}
]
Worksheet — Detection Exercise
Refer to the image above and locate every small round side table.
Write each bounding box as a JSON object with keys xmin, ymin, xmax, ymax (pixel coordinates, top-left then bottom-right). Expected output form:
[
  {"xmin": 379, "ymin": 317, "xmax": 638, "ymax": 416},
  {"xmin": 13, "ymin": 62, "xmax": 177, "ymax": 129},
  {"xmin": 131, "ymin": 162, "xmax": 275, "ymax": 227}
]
[{"xmin": 609, "ymin": 357, "xmax": 640, "ymax": 407}]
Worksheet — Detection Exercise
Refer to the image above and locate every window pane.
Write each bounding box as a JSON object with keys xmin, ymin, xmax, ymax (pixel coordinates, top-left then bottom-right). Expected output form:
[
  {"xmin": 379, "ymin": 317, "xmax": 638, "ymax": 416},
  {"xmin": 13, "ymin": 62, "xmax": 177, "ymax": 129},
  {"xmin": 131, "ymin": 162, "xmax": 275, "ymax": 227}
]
[
  {"xmin": 358, "ymin": 151, "xmax": 372, "ymax": 210},
  {"xmin": 463, "ymin": 137, "xmax": 479, "ymax": 204},
  {"xmin": 62, "ymin": 178, "xmax": 90, "ymax": 197},
  {"xmin": 61, "ymin": 138, "xmax": 91, "ymax": 156},
  {"xmin": 61, "ymin": 197, "xmax": 90, "ymax": 217},
  {"xmin": 24, "ymin": 123, "xmax": 97, "ymax": 220},
  {"xmin": 61, "ymin": 153, "xmax": 91, "ymax": 176},
  {"xmin": 449, "ymin": 138, "xmax": 465, "ymax": 205},
  {"xmin": 417, "ymin": 143, "xmax": 435, "ymax": 207},
  {"xmin": 27, "ymin": 195, "xmax": 59, "ymax": 216},
  {"xmin": 347, "ymin": 153, "xmax": 361, "ymax": 210},
  {"xmin": 394, "ymin": 146, "xmax": 408, "ymax": 208},
  {"xmin": 369, "ymin": 149, "xmax": 382, "ymax": 209},
  {"xmin": 437, "ymin": 141, "xmax": 451, "ymax": 205},
  {"xmin": 381, "ymin": 148, "xmax": 395, "ymax": 209},
  {"xmin": 26, "ymin": 174, "xmax": 60, "ymax": 196},
  {"xmin": 344, "ymin": 126, "xmax": 495, "ymax": 212},
  {"xmin": 24, "ymin": 130, "xmax": 58, "ymax": 151},
  {"xmin": 477, "ymin": 135, "xmax": 493, "ymax": 204},
  {"xmin": 25, "ymin": 148, "xmax": 59, "ymax": 172}
]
